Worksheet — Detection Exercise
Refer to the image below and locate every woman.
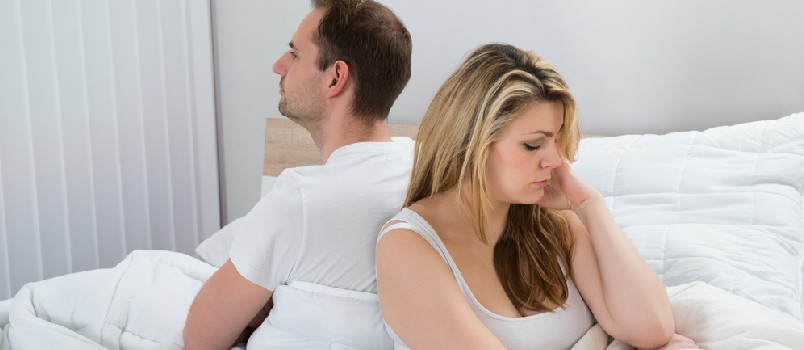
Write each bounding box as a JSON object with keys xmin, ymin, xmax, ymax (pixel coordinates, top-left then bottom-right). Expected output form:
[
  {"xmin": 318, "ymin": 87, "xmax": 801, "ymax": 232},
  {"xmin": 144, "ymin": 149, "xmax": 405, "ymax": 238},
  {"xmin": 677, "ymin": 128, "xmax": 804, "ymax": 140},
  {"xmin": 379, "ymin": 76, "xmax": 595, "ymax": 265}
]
[{"xmin": 376, "ymin": 43, "xmax": 697, "ymax": 349}]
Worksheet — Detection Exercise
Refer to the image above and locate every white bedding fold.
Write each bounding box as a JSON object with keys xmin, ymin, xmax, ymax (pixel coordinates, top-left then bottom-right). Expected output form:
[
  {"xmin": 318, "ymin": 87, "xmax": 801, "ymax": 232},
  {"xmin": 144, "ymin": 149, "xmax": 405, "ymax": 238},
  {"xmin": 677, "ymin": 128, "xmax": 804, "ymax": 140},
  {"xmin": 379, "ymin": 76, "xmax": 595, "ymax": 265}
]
[
  {"xmin": 3, "ymin": 250, "xmax": 214, "ymax": 350},
  {"xmin": 4, "ymin": 252, "xmax": 803, "ymax": 349},
  {"xmin": 570, "ymin": 282, "xmax": 804, "ymax": 350}
]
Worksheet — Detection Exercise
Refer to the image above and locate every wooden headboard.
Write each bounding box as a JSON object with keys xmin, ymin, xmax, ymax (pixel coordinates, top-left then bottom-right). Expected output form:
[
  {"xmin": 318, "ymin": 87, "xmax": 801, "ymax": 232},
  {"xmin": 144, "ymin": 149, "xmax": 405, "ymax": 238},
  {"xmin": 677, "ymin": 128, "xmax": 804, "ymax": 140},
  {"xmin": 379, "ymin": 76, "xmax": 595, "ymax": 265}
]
[
  {"xmin": 263, "ymin": 118, "xmax": 597, "ymax": 176},
  {"xmin": 263, "ymin": 118, "xmax": 419, "ymax": 176}
]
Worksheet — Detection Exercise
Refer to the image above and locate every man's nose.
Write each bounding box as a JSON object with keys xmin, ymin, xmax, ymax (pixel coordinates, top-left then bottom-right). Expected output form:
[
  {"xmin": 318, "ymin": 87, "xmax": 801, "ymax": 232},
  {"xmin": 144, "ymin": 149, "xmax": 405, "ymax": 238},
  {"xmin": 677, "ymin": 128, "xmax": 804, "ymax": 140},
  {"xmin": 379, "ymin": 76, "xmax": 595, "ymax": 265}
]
[{"xmin": 272, "ymin": 54, "xmax": 286, "ymax": 75}]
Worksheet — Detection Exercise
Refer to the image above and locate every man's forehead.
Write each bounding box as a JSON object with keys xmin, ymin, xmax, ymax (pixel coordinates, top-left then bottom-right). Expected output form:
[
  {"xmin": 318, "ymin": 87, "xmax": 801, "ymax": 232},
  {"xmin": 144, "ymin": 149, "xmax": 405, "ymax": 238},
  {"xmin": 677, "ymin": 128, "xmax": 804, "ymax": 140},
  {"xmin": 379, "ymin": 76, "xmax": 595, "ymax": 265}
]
[{"xmin": 292, "ymin": 9, "xmax": 323, "ymax": 50}]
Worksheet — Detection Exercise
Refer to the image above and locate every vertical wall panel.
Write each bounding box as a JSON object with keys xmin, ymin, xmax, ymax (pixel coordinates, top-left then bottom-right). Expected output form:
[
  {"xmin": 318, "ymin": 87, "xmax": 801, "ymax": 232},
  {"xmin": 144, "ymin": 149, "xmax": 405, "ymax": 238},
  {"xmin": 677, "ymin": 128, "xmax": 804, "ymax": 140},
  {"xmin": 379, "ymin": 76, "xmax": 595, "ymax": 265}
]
[
  {"xmin": 0, "ymin": 157, "xmax": 10, "ymax": 297},
  {"xmin": 162, "ymin": 0, "xmax": 200, "ymax": 254},
  {"xmin": 186, "ymin": 0, "xmax": 219, "ymax": 245},
  {"xmin": 51, "ymin": 0, "xmax": 100, "ymax": 273},
  {"xmin": 20, "ymin": 0, "xmax": 72, "ymax": 279},
  {"xmin": 136, "ymin": 0, "xmax": 177, "ymax": 252},
  {"xmin": 0, "ymin": 0, "xmax": 219, "ymax": 300},
  {"xmin": 0, "ymin": 0, "xmax": 44, "ymax": 299},
  {"xmin": 109, "ymin": 0, "xmax": 152, "ymax": 253},
  {"xmin": 81, "ymin": 0, "xmax": 127, "ymax": 265}
]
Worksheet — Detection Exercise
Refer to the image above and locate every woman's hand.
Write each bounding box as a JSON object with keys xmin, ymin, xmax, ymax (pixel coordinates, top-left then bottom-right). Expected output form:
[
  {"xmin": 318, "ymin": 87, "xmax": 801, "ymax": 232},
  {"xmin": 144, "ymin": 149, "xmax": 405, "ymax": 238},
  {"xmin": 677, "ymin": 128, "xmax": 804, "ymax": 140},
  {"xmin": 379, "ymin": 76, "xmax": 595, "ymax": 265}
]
[{"xmin": 536, "ymin": 161, "xmax": 599, "ymax": 211}]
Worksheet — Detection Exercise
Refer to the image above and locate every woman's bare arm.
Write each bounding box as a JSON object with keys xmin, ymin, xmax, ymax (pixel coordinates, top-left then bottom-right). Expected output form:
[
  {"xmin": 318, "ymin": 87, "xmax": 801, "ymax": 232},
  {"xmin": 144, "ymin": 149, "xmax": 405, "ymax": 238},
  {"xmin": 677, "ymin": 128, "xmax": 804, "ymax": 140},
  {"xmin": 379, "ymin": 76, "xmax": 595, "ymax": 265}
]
[
  {"xmin": 377, "ymin": 229, "xmax": 505, "ymax": 350},
  {"xmin": 538, "ymin": 161, "xmax": 674, "ymax": 349},
  {"xmin": 568, "ymin": 201, "xmax": 674, "ymax": 349}
]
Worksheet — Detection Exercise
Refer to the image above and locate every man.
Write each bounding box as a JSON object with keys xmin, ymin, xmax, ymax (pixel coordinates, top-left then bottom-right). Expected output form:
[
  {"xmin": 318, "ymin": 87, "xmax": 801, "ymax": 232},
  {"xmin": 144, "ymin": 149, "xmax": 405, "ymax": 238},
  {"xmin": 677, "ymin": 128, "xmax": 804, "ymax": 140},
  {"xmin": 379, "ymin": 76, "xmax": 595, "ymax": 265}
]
[{"xmin": 183, "ymin": 0, "xmax": 412, "ymax": 349}]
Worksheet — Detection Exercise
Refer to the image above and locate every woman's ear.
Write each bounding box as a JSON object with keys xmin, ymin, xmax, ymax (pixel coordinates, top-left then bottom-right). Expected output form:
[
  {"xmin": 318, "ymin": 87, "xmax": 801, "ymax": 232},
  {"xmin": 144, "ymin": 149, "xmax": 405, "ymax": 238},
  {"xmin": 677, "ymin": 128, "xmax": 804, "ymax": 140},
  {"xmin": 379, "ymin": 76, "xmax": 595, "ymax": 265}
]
[{"xmin": 325, "ymin": 60, "xmax": 349, "ymax": 98}]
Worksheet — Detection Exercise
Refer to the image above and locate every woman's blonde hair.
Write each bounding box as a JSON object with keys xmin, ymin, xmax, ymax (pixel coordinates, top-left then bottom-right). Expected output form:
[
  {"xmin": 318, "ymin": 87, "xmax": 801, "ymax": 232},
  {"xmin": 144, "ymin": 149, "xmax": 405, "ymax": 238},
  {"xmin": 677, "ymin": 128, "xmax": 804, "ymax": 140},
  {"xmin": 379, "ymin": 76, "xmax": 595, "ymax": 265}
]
[{"xmin": 405, "ymin": 43, "xmax": 581, "ymax": 312}]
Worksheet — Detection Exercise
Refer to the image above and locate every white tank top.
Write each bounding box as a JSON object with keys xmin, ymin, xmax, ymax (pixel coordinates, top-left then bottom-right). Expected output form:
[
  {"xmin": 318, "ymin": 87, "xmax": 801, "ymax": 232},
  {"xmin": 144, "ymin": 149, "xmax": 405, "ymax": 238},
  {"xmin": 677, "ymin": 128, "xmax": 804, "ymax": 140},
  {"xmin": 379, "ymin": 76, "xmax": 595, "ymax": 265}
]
[{"xmin": 378, "ymin": 208, "xmax": 594, "ymax": 350}]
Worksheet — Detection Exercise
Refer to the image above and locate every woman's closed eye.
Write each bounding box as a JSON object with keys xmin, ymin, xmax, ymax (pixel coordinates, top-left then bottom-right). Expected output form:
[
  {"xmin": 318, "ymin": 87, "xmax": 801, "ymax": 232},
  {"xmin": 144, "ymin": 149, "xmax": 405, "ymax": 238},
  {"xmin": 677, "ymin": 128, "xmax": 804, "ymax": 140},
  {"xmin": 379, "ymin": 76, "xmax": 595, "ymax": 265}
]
[{"xmin": 523, "ymin": 143, "xmax": 541, "ymax": 151}]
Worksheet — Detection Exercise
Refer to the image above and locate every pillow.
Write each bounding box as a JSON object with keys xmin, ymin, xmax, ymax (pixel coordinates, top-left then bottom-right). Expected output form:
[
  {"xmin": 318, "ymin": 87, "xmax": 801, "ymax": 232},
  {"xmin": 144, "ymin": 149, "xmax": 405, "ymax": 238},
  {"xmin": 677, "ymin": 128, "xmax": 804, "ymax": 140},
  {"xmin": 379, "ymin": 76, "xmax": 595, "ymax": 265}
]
[
  {"xmin": 195, "ymin": 176, "xmax": 279, "ymax": 267},
  {"xmin": 261, "ymin": 175, "xmax": 278, "ymax": 197},
  {"xmin": 195, "ymin": 217, "xmax": 243, "ymax": 268},
  {"xmin": 572, "ymin": 112, "xmax": 804, "ymax": 320}
]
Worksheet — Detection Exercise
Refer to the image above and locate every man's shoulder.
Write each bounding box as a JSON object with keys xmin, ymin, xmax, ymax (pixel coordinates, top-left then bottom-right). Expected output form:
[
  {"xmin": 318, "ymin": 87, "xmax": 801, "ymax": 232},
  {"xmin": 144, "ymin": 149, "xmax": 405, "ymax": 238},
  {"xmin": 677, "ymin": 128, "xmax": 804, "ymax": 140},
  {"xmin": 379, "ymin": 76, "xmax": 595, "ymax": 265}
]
[
  {"xmin": 288, "ymin": 143, "xmax": 412, "ymax": 177},
  {"xmin": 282, "ymin": 162, "xmax": 407, "ymax": 200}
]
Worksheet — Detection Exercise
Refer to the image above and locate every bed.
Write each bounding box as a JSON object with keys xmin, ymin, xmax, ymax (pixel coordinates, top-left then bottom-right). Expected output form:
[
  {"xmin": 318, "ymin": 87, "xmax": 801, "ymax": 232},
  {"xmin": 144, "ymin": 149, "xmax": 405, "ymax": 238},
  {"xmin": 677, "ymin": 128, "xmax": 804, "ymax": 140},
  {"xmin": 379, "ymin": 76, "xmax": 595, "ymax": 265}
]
[{"xmin": 1, "ymin": 114, "xmax": 803, "ymax": 349}]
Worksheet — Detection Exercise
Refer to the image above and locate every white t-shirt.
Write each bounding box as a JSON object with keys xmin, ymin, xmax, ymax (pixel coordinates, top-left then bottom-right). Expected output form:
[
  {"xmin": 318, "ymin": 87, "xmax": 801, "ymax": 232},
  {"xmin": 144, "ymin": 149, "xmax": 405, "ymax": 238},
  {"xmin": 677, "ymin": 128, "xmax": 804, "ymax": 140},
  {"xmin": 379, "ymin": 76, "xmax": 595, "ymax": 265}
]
[{"xmin": 229, "ymin": 137, "xmax": 414, "ymax": 293}]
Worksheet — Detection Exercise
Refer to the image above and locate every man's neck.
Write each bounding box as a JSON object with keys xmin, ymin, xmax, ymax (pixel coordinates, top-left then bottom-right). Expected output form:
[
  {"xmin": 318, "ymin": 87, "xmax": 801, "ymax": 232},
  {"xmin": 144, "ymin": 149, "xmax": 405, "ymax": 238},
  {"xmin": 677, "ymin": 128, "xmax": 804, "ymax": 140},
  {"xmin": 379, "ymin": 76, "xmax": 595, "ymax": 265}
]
[{"xmin": 307, "ymin": 114, "xmax": 392, "ymax": 163}]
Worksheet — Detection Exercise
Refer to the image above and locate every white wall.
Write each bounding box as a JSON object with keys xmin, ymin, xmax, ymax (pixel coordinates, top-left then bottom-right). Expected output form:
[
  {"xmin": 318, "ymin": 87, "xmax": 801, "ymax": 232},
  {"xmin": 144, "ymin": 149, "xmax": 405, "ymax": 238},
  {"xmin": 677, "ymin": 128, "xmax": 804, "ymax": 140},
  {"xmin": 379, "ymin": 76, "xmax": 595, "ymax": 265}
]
[
  {"xmin": 386, "ymin": 0, "xmax": 804, "ymax": 135},
  {"xmin": 212, "ymin": 0, "xmax": 307, "ymax": 223},
  {"xmin": 215, "ymin": 0, "xmax": 804, "ymax": 222}
]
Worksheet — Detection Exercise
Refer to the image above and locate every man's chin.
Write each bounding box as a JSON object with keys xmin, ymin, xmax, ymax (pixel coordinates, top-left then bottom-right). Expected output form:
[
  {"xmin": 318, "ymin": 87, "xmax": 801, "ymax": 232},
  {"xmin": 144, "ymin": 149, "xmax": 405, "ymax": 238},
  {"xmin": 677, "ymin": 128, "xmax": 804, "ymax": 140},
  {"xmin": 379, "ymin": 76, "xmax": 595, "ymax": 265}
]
[
  {"xmin": 277, "ymin": 104, "xmax": 293, "ymax": 120},
  {"xmin": 279, "ymin": 111, "xmax": 303, "ymax": 125}
]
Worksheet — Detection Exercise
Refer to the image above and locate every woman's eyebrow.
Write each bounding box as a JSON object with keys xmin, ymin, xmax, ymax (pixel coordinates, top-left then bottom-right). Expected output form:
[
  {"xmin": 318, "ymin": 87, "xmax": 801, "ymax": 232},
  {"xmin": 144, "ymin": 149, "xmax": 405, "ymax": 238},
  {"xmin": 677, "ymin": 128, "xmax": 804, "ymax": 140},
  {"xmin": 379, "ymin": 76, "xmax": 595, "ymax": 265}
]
[{"xmin": 525, "ymin": 131, "xmax": 553, "ymax": 137}]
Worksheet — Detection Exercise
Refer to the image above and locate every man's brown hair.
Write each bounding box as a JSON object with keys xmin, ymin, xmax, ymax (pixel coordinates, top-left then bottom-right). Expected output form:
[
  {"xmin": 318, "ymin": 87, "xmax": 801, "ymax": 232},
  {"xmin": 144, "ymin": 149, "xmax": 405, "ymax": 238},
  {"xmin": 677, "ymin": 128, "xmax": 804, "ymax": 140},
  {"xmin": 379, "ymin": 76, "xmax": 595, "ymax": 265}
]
[{"xmin": 311, "ymin": 0, "xmax": 412, "ymax": 122}]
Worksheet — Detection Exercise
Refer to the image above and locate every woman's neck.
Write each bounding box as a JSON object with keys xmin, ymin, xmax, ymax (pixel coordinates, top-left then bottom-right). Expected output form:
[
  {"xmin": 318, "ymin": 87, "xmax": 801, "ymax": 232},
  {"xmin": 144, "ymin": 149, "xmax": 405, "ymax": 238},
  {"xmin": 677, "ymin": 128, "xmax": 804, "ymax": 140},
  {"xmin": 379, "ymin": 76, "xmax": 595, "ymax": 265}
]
[{"xmin": 421, "ymin": 185, "xmax": 510, "ymax": 246}]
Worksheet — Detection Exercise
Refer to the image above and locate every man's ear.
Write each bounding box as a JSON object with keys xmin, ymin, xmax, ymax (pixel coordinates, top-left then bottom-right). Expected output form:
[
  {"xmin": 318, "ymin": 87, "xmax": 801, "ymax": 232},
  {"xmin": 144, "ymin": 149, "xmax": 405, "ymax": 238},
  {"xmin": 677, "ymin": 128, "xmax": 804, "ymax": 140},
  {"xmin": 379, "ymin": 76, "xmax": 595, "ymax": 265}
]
[{"xmin": 325, "ymin": 61, "xmax": 349, "ymax": 99}]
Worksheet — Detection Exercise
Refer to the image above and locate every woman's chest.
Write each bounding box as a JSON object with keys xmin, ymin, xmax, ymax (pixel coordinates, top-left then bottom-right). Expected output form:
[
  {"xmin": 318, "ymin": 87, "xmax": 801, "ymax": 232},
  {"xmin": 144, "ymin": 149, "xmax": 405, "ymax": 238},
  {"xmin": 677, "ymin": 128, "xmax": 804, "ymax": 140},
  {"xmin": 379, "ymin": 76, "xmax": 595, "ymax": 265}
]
[{"xmin": 447, "ymin": 245, "xmax": 526, "ymax": 318}]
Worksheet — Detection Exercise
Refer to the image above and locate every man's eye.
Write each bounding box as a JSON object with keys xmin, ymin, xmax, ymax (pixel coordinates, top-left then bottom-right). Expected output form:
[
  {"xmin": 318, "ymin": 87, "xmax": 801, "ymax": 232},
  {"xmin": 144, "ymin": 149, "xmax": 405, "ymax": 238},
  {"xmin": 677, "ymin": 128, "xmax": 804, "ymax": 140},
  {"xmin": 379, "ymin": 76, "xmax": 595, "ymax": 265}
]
[
  {"xmin": 289, "ymin": 51, "xmax": 297, "ymax": 58},
  {"xmin": 524, "ymin": 143, "xmax": 540, "ymax": 151}
]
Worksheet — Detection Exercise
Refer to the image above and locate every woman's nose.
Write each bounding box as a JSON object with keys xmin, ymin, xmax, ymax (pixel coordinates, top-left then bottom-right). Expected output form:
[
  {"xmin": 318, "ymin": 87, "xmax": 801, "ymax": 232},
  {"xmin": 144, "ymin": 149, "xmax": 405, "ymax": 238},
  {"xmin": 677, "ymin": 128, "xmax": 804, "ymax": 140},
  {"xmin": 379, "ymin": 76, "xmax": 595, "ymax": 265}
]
[{"xmin": 541, "ymin": 142, "xmax": 562, "ymax": 169}]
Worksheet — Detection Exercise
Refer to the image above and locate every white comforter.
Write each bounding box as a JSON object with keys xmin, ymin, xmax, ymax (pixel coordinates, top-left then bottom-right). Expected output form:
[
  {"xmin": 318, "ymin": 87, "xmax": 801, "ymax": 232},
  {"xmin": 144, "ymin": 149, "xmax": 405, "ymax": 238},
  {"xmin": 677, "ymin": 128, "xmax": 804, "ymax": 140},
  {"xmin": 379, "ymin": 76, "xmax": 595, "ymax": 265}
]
[
  {"xmin": 1, "ymin": 250, "xmax": 803, "ymax": 349},
  {"xmin": 570, "ymin": 282, "xmax": 804, "ymax": 350},
  {"xmin": 0, "ymin": 250, "xmax": 214, "ymax": 350}
]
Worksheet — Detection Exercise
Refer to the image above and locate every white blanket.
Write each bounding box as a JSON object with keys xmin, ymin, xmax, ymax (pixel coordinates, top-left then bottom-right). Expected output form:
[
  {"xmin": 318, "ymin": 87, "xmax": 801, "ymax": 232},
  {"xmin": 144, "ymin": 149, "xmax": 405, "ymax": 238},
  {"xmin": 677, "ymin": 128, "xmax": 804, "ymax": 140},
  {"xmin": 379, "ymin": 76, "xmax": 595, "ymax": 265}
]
[
  {"xmin": 2, "ymin": 252, "xmax": 803, "ymax": 349},
  {"xmin": 0, "ymin": 250, "xmax": 214, "ymax": 350},
  {"xmin": 571, "ymin": 282, "xmax": 804, "ymax": 350}
]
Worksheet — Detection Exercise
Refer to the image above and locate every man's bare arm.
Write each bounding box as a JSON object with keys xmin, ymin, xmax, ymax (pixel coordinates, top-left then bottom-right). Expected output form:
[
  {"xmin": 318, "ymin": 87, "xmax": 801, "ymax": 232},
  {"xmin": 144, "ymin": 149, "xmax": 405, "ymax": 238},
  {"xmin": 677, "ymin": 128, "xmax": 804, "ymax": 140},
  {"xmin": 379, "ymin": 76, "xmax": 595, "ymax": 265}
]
[{"xmin": 184, "ymin": 260, "xmax": 272, "ymax": 350}]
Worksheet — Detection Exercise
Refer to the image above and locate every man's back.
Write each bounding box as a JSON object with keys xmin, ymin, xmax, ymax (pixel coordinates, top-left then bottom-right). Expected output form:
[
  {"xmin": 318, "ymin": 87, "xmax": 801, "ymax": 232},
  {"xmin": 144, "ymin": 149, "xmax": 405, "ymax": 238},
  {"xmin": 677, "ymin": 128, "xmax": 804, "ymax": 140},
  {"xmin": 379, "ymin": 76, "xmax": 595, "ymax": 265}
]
[
  {"xmin": 183, "ymin": 1, "xmax": 413, "ymax": 348},
  {"xmin": 230, "ymin": 138, "xmax": 413, "ymax": 348}
]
